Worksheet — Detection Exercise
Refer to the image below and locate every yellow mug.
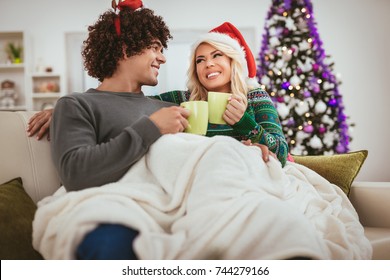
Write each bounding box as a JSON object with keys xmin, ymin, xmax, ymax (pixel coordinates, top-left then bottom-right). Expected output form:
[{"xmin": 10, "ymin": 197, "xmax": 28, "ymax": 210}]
[
  {"xmin": 180, "ymin": 101, "xmax": 208, "ymax": 135},
  {"xmin": 207, "ymin": 91, "xmax": 232, "ymax": 124}
]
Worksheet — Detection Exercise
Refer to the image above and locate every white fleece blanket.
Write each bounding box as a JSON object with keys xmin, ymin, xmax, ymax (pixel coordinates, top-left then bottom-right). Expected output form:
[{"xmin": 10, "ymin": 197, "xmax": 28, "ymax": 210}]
[{"xmin": 32, "ymin": 133, "xmax": 372, "ymax": 260}]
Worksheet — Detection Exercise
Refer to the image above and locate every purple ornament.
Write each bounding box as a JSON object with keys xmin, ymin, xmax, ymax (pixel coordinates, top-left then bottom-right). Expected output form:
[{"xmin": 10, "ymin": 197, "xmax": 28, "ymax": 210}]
[
  {"xmin": 287, "ymin": 118, "xmax": 295, "ymax": 126},
  {"xmin": 322, "ymin": 72, "xmax": 329, "ymax": 79},
  {"xmin": 328, "ymin": 98, "xmax": 337, "ymax": 107},
  {"xmin": 297, "ymin": 68, "xmax": 302, "ymax": 75},
  {"xmin": 338, "ymin": 113, "xmax": 346, "ymax": 121},
  {"xmin": 284, "ymin": 0, "xmax": 291, "ymax": 9},
  {"xmin": 303, "ymin": 125, "xmax": 314, "ymax": 133},
  {"xmin": 281, "ymin": 81, "xmax": 290, "ymax": 90},
  {"xmin": 303, "ymin": 90, "xmax": 311, "ymax": 98},
  {"xmin": 275, "ymin": 27, "xmax": 283, "ymax": 37},
  {"xmin": 312, "ymin": 63, "xmax": 319, "ymax": 71}
]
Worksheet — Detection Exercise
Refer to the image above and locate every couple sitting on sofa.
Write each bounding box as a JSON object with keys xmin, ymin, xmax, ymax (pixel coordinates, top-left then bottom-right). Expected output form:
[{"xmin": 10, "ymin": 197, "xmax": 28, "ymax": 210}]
[{"xmin": 28, "ymin": 0, "xmax": 372, "ymax": 260}]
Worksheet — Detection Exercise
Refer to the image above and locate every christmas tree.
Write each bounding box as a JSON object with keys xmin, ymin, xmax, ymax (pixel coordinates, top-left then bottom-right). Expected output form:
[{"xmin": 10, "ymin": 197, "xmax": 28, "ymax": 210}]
[{"xmin": 257, "ymin": 0, "xmax": 353, "ymax": 155}]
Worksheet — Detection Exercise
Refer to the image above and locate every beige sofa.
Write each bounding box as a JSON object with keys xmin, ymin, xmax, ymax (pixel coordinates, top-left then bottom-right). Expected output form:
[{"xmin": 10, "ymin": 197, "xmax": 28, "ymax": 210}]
[{"xmin": 1, "ymin": 111, "xmax": 389, "ymax": 260}]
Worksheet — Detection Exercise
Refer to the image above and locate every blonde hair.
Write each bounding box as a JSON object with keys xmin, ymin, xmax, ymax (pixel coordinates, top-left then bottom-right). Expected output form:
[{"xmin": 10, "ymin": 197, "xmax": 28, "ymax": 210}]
[{"xmin": 186, "ymin": 40, "xmax": 251, "ymax": 106}]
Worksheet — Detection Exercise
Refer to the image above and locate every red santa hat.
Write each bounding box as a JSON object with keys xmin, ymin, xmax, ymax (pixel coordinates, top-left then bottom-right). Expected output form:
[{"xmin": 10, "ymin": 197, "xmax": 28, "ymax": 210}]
[{"xmin": 191, "ymin": 22, "xmax": 259, "ymax": 87}]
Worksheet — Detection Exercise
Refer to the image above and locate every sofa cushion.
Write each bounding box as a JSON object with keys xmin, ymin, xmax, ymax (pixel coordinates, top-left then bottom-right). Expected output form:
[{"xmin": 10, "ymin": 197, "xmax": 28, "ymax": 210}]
[
  {"xmin": 364, "ymin": 227, "xmax": 390, "ymax": 260},
  {"xmin": 292, "ymin": 150, "xmax": 368, "ymax": 196},
  {"xmin": 0, "ymin": 177, "xmax": 43, "ymax": 260}
]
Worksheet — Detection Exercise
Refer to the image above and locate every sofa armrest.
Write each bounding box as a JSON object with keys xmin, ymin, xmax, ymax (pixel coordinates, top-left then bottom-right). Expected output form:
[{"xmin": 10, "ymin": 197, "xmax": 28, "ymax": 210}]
[
  {"xmin": 0, "ymin": 111, "xmax": 61, "ymax": 204},
  {"xmin": 349, "ymin": 181, "xmax": 390, "ymax": 228}
]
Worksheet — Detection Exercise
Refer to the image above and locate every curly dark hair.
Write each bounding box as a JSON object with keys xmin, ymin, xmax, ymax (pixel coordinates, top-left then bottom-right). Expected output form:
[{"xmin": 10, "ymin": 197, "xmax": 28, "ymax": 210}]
[{"xmin": 82, "ymin": 8, "xmax": 172, "ymax": 82}]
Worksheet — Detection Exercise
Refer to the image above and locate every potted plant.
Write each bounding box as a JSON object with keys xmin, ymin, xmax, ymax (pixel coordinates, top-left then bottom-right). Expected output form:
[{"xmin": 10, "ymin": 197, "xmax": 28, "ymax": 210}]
[{"xmin": 7, "ymin": 42, "xmax": 23, "ymax": 64}]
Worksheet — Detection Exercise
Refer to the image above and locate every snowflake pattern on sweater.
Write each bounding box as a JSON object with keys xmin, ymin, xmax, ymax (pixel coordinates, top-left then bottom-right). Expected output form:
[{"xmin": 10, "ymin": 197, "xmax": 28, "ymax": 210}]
[{"xmin": 152, "ymin": 88, "xmax": 288, "ymax": 166}]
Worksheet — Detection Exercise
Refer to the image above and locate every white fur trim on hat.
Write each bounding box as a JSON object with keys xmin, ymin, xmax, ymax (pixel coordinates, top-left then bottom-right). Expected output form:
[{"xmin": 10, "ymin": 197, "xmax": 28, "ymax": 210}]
[{"xmin": 191, "ymin": 32, "xmax": 247, "ymax": 65}]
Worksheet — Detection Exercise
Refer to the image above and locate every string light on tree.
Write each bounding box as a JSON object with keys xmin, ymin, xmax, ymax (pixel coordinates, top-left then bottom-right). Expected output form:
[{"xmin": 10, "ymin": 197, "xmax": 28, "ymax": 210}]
[{"xmin": 257, "ymin": 0, "xmax": 354, "ymax": 155}]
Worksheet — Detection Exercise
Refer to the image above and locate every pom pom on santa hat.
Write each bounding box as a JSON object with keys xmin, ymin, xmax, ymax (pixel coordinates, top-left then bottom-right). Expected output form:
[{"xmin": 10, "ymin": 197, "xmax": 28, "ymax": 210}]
[{"xmin": 191, "ymin": 22, "xmax": 259, "ymax": 87}]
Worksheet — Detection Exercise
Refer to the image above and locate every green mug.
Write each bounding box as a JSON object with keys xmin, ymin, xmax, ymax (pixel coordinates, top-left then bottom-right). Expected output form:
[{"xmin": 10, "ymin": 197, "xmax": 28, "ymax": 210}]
[
  {"xmin": 180, "ymin": 101, "xmax": 208, "ymax": 135},
  {"xmin": 207, "ymin": 91, "xmax": 232, "ymax": 124}
]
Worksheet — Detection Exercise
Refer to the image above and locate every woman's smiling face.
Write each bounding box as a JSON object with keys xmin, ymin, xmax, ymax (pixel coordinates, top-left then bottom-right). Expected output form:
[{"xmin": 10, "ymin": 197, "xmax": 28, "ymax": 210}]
[{"xmin": 195, "ymin": 43, "xmax": 232, "ymax": 94}]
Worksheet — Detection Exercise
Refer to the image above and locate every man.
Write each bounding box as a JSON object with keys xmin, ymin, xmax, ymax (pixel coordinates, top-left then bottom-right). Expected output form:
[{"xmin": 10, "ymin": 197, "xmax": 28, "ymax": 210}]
[{"xmin": 46, "ymin": 0, "xmax": 189, "ymax": 259}]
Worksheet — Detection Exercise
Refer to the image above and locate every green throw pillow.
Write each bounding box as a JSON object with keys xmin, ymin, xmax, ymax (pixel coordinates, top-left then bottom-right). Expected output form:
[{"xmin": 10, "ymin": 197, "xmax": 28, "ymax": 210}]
[
  {"xmin": 0, "ymin": 177, "xmax": 43, "ymax": 260},
  {"xmin": 292, "ymin": 150, "xmax": 368, "ymax": 196}
]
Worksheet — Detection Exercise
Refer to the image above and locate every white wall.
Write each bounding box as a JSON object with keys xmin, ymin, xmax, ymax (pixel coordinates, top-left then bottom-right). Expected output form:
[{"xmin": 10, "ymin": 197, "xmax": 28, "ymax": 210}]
[
  {"xmin": 313, "ymin": 0, "xmax": 390, "ymax": 182},
  {"xmin": 0, "ymin": 0, "xmax": 389, "ymax": 181}
]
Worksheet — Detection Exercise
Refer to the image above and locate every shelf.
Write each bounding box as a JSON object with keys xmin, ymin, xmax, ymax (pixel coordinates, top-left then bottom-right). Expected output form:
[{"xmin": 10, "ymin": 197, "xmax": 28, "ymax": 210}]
[
  {"xmin": 0, "ymin": 63, "xmax": 25, "ymax": 70},
  {"xmin": 32, "ymin": 99, "xmax": 57, "ymax": 111},
  {"xmin": 32, "ymin": 93, "xmax": 61, "ymax": 98},
  {"xmin": 31, "ymin": 72, "xmax": 59, "ymax": 77},
  {"xmin": 0, "ymin": 105, "xmax": 27, "ymax": 111}
]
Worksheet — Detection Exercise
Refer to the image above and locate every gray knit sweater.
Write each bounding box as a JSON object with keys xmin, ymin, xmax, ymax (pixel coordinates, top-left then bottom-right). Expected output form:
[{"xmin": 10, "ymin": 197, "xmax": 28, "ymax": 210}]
[{"xmin": 50, "ymin": 88, "xmax": 174, "ymax": 191}]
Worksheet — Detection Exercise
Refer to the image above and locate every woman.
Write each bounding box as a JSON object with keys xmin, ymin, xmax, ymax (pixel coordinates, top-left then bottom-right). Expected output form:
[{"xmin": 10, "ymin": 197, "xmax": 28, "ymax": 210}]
[
  {"xmin": 156, "ymin": 22, "xmax": 288, "ymax": 165},
  {"xmin": 27, "ymin": 22, "xmax": 288, "ymax": 165}
]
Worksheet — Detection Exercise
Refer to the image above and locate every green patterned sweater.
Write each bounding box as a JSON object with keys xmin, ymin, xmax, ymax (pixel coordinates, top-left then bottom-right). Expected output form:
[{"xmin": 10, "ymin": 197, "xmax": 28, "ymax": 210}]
[{"xmin": 152, "ymin": 88, "xmax": 288, "ymax": 166}]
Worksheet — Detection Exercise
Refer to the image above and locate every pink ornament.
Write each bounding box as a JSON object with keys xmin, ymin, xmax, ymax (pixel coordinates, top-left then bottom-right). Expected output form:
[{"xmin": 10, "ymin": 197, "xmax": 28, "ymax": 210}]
[
  {"xmin": 318, "ymin": 126, "xmax": 326, "ymax": 134},
  {"xmin": 336, "ymin": 144, "xmax": 346, "ymax": 153},
  {"xmin": 277, "ymin": 8, "xmax": 285, "ymax": 14},
  {"xmin": 312, "ymin": 84, "xmax": 320, "ymax": 93},
  {"xmin": 303, "ymin": 125, "xmax": 314, "ymax": 133}
]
